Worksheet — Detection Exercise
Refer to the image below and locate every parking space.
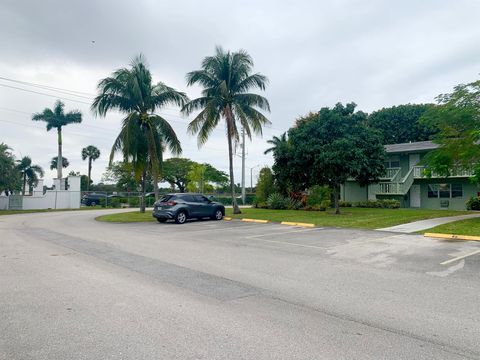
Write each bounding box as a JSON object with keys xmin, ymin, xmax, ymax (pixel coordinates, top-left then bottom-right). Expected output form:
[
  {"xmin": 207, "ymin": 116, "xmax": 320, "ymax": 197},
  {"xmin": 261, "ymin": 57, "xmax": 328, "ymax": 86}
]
[{"xmin": 119, "ymin": 217, "xmax": 480, "ymax": 278}]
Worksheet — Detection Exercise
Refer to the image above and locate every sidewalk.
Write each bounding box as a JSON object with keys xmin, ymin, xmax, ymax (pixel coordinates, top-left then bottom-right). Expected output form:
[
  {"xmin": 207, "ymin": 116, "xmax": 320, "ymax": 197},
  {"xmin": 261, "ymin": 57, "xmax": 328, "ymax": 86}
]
[{"xmin": 377, "ymin": 213, "xmax": 480, "ymax": 233}]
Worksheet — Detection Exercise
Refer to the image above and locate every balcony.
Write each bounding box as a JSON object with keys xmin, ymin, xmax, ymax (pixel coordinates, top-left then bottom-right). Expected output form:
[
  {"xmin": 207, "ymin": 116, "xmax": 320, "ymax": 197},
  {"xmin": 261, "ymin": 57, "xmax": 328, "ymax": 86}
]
[{"xmin": 413, "ymin": 166, "xmax": 474, "ymax": 178}]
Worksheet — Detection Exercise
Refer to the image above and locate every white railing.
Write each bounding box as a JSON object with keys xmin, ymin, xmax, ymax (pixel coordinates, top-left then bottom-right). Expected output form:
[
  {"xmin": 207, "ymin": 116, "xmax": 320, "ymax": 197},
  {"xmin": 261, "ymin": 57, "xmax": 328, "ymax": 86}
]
[
  {"xmin": 381, "ymin": 167, "xmax": 401, "ymax": 179},
  {"xmin": 372, "ymin": 167, "xmax": 415, "ymax": 195},
  {"xmin": 413, "ymin": 166, "xmax": 474, "ymax": 178}
]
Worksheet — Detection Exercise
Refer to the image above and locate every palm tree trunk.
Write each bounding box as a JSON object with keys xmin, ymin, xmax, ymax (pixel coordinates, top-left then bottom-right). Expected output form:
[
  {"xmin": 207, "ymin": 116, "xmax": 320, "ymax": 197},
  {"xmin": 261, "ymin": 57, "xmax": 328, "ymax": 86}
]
[
  {"xmin": 57, "ymin": 127, "xmax": 63, "ymax": 181},
  {"xmin": 225, "ymin": 106, "xmax": 241, "ymax": 214},
  {"xmin": 333, "ymin": 185, "xmax": 340, "ymax": 215},
  {"xmin": 87, "ymin": 157, "xmax": 92, "ymax": 191},
  {"xmin": 140, "ymin": 169, "xmax": 146, "ymax": 213},
  {"xmin": 22, "ymin": 173, "xmax": 26, "ymax": 195}
]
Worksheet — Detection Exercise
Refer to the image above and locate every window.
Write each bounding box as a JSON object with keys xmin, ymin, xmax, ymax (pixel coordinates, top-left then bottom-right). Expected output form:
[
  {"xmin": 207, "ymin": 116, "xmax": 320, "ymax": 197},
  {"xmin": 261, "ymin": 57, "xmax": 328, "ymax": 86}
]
[
  {"xmin": 385, "ymin": 156, "xmax": 400, "ymax": 169},
  {"xmin": 428, "ymin": 184, "xmax": 438, "ymax": 198},
  {"xmin": 427, "ymin": 183, "xmax": 463, "ymax": 199},
  {"xmin": 451, "ymin": 183, "xmax": 463, "ymax": 198},
  {"xmin": 193, "ymin": 195, "xmax": 209, "ymax": 203},
  {"xmin": 439, "ymin": 184, "xmax": 450, "ymax": 198}
]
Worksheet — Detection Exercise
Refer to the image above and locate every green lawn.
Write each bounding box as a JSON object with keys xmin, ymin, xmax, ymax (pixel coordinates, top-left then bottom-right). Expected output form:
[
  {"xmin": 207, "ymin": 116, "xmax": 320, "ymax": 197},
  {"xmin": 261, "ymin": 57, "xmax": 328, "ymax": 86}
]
[
  {"xmin": 423, "ymin": 217, "xmax": 480, "ymax": 236},
  {"xmin": 95, "ymin": 207, "xmax": 472, "ymax": 229}
]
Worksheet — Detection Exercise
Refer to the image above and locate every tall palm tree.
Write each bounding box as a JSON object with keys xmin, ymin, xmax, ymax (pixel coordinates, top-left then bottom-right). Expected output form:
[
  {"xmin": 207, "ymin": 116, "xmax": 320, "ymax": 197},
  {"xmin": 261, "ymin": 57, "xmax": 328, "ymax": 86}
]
[
  {"xmin": 81, "ymin": 145, "xmax": 100, "ymax": 191},
  {"xmin": 264, "ymin": 132, "xmax": 288, "ymax": 155},
  {"xmin": 50, "ymin": 156, "xmax": 69, "ymax": 170},
  {"xmin": 32, "ymin": 100, "xmax": 82, "ymax": 182},
  {"xmin": 182, "ymin": 46, "xmax": 271, "ymax": 214},
  {"xmin": 16, "ymin": 156, "xmax": 44, "ymax": 195},
  {"xmin": 92, "ymin": 54, "xmax": 187, "ymax": 212}
]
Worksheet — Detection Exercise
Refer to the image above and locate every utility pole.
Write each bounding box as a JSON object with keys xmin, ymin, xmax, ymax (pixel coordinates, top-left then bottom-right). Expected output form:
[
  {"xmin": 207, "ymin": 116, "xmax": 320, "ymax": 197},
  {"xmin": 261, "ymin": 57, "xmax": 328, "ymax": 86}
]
[{"xmin": 241, "ymin": 127, "xmax": 246, "ymax": 204}]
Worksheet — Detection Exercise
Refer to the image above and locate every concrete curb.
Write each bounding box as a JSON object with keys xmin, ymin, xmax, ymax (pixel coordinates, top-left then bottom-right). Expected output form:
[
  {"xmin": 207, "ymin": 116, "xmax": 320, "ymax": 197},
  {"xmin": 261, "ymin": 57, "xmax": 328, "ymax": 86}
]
[
  {"xmin": 424, "ymin": 232, "xmax": 480, "ymax": 241},
  {"xmin": 241, "ymin": 218, "xmax": 269, "ymax": 224},
  {"xmin": 281, "ymin": 221, "xmax": 315, "ymax": 228},
  {"xmin": 223, "ymin": 217, "xmax": 232, "ymax": 221}
]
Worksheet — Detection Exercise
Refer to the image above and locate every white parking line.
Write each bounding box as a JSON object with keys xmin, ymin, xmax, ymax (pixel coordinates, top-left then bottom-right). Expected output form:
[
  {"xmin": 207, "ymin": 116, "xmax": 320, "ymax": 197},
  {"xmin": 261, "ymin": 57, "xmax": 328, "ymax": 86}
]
[
  {"xmin": 440, "ymin": 249, "xmax": 480, "ymax": 265},
  {"xmin": 246, "ymin": 227, "xmax": 323, "ymax": 239}
]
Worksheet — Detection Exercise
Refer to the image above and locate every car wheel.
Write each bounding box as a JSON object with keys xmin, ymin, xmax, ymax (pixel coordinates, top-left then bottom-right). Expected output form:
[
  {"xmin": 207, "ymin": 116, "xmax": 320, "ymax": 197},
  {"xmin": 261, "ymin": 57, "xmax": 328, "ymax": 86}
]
[
  {"xmin": 156, "ymin": 218, "xmax": 167, "ymax": 223},
  {"xmin": 175, "ymin": 211, "xmax": 187, "ymax": 224},
  {"xmin": 212, "ymin": 209, "xmax": 223, "ymax": 220},
  {"xmin": 90, "ymin": 201, "xmax": 96, "ymax": 207}
]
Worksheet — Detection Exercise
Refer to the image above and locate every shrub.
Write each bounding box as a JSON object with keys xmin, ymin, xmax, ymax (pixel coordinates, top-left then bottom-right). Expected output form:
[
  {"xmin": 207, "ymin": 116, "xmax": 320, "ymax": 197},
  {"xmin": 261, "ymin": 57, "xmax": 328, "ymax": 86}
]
[
  {"xmin": 338, "ymin": 200, "xmax": 352, "ymax": 207},
  {"xmin": 285, "ymin": 197, "xmax": 302, "ymax": 210},
  {"xmin": 355, "ymin": 199, "xmax": 400, "ymax": 209},
  {"xmin": 267, "ymin": 193, "xmax": 287, "ymax": 210},
  {"xmin": 466, "ymin": 196, "xmax": 480, "ymax": 210},
  {"xmin": 306, "ymin": 185, "xmax": 331, "ymax": 206},
  {"xmin": 256, "ymin": 167, "xmax": 275, "ymax": 204}
]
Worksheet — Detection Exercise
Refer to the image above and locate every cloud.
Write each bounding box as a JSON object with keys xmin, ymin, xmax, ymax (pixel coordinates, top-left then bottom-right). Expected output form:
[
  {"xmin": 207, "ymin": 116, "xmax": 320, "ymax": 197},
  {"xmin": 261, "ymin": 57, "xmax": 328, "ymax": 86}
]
[{"xmin": 1, "ymin": 0, "xmax": 479, "ymax": 186}]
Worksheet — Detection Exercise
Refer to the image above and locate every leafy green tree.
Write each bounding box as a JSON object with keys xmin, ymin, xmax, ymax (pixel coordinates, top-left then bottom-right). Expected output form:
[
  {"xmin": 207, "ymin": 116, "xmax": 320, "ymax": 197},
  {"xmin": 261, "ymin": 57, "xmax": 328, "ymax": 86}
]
[
  {"xmin": 255, "ymin": 167, "xmax": 275, "ymax": 205},
  {"xmin": 162, "ymin": 158, "xmax": 195, "ymax": 192},
  {"xmin": 16, "ymin": 156, "xmax": 44, "ymax": 195},
  {"xmin": 367, "ymin": 104, "xmax": 437, "ymax": 144},
  {"xmin": 102, "ymin": 162, "xmax": 139, "ymax": 192},
  {"xmin": 182, "ymin": 46, "xmax": 271, "ymax": 214},
  {"xmin": 0, "ymin": 143, "xmax": 21, "ymax": 193},
  {"xmin": 32, "ymin": 100, "xmax": 82, "ymax": 180},
  {"xmin": 50, "ymin": 156, "xmax": 69, "ymax": 170},
  {"xmin": 288, "ymin": 103, "xmax": 385, "ymax": 214},
  {"xmin": 92, "ymin": 55, "xmax": 187, "ymax": 211},
  {"xmin": 81, "ymin": 145, "xmax": 101, "ymax": 191},
  {"xmin": 186, "ymin": 163, "xmax": 207, "ymax": 193},
  {"xmin": 204, "ymin": 163, "xmax": 228, "ymax": 187},
  {"xmin": 421, "ymin": 79, "xmax": 480, "ymax": 180}
]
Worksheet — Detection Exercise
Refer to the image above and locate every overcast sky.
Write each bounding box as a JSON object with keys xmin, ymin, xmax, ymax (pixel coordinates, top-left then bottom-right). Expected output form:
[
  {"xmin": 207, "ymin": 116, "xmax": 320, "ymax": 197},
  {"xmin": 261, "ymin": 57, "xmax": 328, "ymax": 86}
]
[{"xmin": 1, "ymin": 0, "xmax": 479, "ymax": 187}]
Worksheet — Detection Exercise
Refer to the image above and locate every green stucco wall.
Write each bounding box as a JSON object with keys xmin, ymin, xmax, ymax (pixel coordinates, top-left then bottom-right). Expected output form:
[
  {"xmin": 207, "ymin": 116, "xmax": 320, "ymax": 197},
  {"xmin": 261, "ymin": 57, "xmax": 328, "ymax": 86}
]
[{"xmin": 341, "ymin": 182, "xmax": 368, "ymax": 202}]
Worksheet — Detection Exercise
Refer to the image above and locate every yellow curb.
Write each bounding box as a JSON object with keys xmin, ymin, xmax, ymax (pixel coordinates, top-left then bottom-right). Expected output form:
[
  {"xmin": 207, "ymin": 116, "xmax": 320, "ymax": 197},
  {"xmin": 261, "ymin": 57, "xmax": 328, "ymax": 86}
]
[
  {"xmin": 241, "ymin": 218, "xmax": 269, "ymax": 223},
  {"xmin": 281, "ymin": 221, "xmax": 315, "ymax": 228},
  {"xmin": 223, "ymin": 217, "xmax": 232, "ymax": 220},
  {"xmin": 424, "ymin": 232, "xmax": 480, "ymax": 242}
]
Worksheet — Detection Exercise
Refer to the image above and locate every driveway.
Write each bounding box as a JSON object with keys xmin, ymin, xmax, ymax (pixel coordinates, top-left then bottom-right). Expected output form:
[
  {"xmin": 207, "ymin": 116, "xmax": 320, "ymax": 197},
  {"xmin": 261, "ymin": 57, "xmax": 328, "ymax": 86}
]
[{"xmin": 1, "ymin": 210, "xmax": 480, "ymax": 359}]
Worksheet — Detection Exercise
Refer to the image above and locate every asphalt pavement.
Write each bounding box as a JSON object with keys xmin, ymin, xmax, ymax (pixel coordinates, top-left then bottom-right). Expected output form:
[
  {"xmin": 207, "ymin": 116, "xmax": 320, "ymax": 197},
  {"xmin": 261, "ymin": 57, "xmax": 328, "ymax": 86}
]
[{"xmin": 1, "ymin": 210, "xmax": 480, "ymax": 359}]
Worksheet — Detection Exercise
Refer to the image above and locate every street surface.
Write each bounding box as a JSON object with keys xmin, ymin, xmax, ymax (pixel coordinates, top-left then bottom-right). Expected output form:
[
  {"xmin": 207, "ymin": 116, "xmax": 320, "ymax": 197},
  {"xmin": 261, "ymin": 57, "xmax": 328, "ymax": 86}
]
[{"xmin": 1, "ymin": 210, "xmax": 479, "ymax": 359}]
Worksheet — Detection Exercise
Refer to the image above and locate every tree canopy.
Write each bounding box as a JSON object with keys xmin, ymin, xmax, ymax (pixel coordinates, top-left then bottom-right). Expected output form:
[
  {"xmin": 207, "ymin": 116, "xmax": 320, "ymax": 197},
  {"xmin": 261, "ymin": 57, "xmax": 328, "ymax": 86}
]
[
  {"xmin": 0, "ymin": 143, "xmax": 21, "ymax": 193},
  {"xmin": 285, "ymin": 103, "xmax": 386, "ymax": 213},
  {"xmin": 366, "ymin": 103, "xmax": 437, "ymax": 144},
  {"xmin": 421, "ymin": 79, "xmax": 480, "ymax": 181}
]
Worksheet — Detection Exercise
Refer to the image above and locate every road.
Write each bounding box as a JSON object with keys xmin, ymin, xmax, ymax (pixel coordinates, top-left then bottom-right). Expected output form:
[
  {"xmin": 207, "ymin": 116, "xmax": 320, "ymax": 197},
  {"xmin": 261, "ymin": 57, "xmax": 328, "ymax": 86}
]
[{"xmin": 1, "ymin": 210, "xmax": 480, "ymax": 359}]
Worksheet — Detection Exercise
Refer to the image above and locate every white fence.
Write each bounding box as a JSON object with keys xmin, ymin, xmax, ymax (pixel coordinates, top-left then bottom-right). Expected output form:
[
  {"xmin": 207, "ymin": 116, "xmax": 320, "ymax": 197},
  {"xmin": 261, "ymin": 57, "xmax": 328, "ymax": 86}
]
[{"xmin": 1, "ymin": 176, "xmax": 81, "ymax": 210}]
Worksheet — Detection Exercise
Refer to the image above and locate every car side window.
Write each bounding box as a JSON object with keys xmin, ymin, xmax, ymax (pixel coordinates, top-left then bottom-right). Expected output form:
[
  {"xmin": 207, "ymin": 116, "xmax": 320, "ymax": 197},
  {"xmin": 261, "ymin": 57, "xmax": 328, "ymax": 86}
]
[
  {"xmin": 181, "ymin": 195, "xmax": 194, "ymax": 202},
  {"xmin": 193, "ymin": 195, "xmax": 209, "ymax": 203}
]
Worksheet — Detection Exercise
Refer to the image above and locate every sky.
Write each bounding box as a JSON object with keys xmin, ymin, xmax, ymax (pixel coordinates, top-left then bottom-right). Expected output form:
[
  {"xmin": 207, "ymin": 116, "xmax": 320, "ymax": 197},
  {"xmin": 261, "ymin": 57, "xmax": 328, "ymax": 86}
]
[{"xmin": 1, "ymin": 0, "xmax": 479, "ymax": 187}]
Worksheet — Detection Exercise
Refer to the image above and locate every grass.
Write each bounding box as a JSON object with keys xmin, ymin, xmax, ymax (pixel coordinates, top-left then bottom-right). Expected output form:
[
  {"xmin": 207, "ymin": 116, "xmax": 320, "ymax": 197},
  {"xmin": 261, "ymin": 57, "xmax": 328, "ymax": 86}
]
[
  {"xmin": 422, "ymin": 217, "xmax": 480, "ymax": 236},
  {"xmin": 95, "ymin": 207, "xmax": 473, "ymax": 229}
]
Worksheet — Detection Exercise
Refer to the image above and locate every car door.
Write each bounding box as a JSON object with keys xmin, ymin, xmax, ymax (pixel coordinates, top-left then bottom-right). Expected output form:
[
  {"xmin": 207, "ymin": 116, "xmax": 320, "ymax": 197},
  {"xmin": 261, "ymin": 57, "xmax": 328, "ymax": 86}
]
[
  {"xmin": 180, "ymin": 194, "xmax": 199, "ymax": 216},
  {"xmin": 193, "ymin": 195, "xmax": 211, "ymax": 217}
]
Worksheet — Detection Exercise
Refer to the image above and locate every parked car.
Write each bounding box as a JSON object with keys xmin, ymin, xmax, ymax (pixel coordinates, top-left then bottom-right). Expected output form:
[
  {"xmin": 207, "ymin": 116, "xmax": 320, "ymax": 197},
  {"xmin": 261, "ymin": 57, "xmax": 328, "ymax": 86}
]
[
  {"xmin": 81, "ymin": 193, "xmax": 119, "ymax": 206},
  {"xmin": 152, "ymin": 193, "xmax": 225, "ymax": 224}
]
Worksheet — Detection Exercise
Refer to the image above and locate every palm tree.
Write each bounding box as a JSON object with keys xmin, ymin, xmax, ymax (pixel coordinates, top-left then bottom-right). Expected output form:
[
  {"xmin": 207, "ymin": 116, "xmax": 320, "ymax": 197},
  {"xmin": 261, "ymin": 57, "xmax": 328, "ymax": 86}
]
[
  {"xmin": 50, "ymin": 156, "xmax": 69, "ymax": 170},
  {"xmin": 16, "ymin": 156, "xmax": 44, "ymax": 195},
  {"xmin": 264, "ymin": 132, "xmax": 288, "ymax": 155},
  {"xmin": 81, "ymin": 145, "xmax": 100, "ymax": 191},
  {"xmin": 92, "ymin": 54, "xmax": 187, "ymax": 212},
  {"xmin": 32, "ymin": 100, "xmax": 82, "ymax": 182},
  {"xmin": 182, "ymin": 46, "xmax": 271, "ymax": 214}
]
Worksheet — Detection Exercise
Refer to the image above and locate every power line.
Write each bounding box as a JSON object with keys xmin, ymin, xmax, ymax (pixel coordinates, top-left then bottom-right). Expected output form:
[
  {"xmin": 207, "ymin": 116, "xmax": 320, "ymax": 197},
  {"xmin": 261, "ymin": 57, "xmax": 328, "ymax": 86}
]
[
  {"xmin": 0, "ymin": 83, "xmax": 92, "ymax": 105},
  {"xmin": 0, "ymin": 76, "xmax": 95, "ymax": 97}
]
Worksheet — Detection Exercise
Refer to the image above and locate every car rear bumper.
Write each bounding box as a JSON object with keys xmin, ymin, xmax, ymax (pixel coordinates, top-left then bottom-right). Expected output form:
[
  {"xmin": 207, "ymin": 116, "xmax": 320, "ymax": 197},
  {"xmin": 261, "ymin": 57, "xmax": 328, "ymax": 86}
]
[{"xmin": 152, "ymin": 210, "xmax": 175, "ymax": 219}]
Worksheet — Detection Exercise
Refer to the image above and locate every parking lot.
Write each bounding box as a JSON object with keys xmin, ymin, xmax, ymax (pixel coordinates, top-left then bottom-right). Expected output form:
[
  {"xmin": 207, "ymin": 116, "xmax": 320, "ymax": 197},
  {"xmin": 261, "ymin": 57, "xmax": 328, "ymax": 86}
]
[{"xmin": 1, "ymin": 210, "xmax": 480, "ymax": 359}]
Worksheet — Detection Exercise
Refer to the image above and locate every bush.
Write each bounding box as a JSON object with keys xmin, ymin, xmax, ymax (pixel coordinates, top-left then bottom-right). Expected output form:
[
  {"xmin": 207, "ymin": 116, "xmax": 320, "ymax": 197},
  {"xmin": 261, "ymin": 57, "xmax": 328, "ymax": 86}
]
[
  {"xmin": 267, "ymin": 193, "xmax": 287, "ymax": 210},
  {"xmin": 285, "ymin": 197, "xmax": 302, "ymax": 210},
  {"xmin": 256, "ymin": 167, "xmax": 275, "ymax": 204},
  {"xmin": 355, "ymin": 199, "xmax": 400, "ymax": 209},
  {"xmin": 466, "ymin": 196, "xmax": 480, "ymax": 210},
  {"xmin": 306, "ymin": 185, "xmax": 331, "ymax": 206},
  {"xmin": 338, "ymin": 200, "xmax": 352, "ymax": 207}
]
